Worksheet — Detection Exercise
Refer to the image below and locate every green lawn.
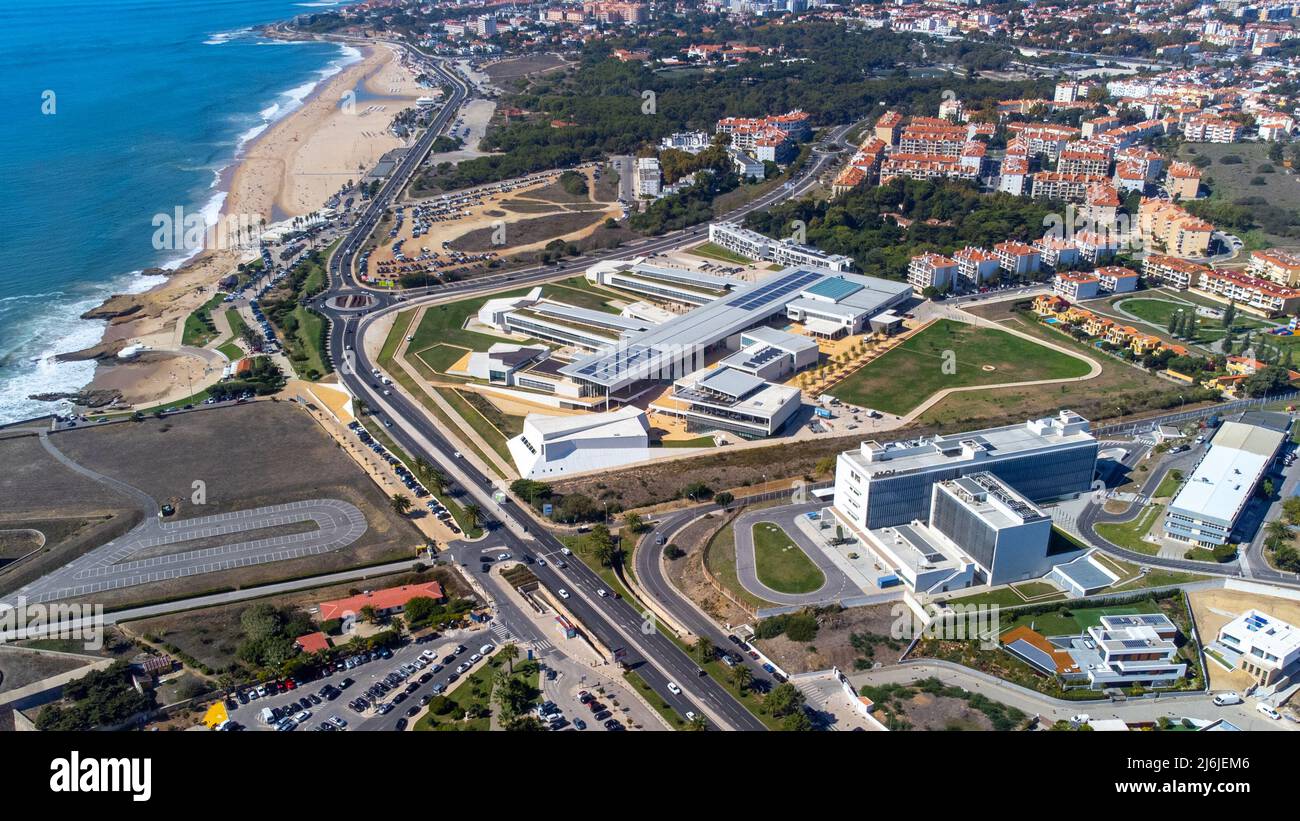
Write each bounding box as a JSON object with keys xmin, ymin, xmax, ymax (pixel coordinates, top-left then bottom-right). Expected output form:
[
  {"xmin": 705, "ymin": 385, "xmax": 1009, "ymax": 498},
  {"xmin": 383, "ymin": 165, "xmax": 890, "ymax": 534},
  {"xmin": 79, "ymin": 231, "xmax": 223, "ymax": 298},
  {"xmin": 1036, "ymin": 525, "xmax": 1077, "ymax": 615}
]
[
  {"xmin": 688, "ymin": 241, "xmax": 754, "ymax": 264},
  {"xmin": 657, "ymin": 435, "xmax": 717, "ymax": 448},
  {"xmin": 703, "ymin": 518, "xmax": 774, "ymax": 610},
  {"xmin": 751, "ymin": 522, "xmax": 824, "ymax": 595},
  {"xmin": 181, "ymin": 293, "xmax": 227, "ymax": 347},
  {"xmin": 835, "ymin": 319, "xmax": 1092, "ymax": 415},
  {"xmin": 1094, "ymin": 504, "xmax": 1163, "ymax": 555},
  {"xmin": 415, "ymin": 656, "xmax": 539, "ymax": 731},
  {"xmin": 217, "ymin": 308, "xmax": 250, "ymax": 359},
  {"xmin": 282, "ymin": 304, "xmax": 331, "ymax": 380},
  {"xmin": 217, "ymin": 342, "xmax": 244, "ymax": 361},
  {"xmin": 1001, "ymin": 600, "xmax": 1154, "ymax": 637},
  {"xmin": 1154, "ymin": 469, "xmax": 1185, "ymax": 498}
]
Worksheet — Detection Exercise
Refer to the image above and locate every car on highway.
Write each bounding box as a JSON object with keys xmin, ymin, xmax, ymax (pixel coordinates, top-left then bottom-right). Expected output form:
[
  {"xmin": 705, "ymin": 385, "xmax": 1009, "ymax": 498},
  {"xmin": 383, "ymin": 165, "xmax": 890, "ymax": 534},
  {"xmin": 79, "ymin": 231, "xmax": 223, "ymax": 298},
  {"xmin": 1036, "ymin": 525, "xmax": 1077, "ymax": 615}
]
[
  {"xmin": 666, "ymin": 682, "xmax": 682, "ymax": 695},
  {"xmin": 557, "ymin": 588, "xmax": 570, "ymax": 599},
  {"xmin": 596, "ymin": 589, "xmax": 608, "ymax": 597}
]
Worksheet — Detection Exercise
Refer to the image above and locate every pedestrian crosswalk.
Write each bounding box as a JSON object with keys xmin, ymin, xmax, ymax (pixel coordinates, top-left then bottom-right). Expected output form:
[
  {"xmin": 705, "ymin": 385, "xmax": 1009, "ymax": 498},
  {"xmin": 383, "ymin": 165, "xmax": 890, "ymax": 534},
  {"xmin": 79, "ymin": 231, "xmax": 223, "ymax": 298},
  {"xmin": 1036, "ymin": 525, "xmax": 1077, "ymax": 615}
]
[{"xmin": 488, "ymin": 620, "xmax": 554, "ymax": 655}]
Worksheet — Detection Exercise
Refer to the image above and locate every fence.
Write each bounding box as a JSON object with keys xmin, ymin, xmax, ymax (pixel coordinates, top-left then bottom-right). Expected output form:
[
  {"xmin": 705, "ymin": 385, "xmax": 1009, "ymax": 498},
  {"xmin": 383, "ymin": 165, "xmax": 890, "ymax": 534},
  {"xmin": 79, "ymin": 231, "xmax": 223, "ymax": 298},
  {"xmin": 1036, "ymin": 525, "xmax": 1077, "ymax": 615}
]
[{"xmin": 1097, "ymin": 390, "xmax": 1298, "ymax": 436}]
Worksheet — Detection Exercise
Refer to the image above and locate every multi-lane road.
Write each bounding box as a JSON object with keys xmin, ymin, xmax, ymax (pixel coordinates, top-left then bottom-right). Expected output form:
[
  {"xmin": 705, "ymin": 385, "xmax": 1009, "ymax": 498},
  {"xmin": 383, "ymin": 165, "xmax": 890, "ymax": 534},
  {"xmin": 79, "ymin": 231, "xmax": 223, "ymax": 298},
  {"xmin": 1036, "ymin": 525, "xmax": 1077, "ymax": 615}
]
[{"xmin": 310, "ymin": 57, "xmax": 869, "ymax": 730}]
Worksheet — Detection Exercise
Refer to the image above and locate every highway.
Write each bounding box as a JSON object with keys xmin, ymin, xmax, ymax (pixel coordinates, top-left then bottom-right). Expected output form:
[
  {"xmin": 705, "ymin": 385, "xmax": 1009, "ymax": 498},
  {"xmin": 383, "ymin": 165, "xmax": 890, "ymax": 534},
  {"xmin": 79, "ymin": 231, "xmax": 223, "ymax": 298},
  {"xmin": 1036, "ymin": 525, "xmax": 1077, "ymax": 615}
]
[{"xmin": 310, "ymin": 58, "xmax": 863, "ymax": 731}]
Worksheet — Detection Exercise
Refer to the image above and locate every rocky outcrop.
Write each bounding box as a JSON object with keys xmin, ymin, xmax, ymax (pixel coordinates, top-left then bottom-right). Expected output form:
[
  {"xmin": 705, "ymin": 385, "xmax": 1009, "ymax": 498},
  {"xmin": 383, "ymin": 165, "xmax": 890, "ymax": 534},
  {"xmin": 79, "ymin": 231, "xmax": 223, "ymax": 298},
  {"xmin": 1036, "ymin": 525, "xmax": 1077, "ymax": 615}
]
[{"xmin": 26, "ymin": 389, "xmax": 123, "ymax": 408}]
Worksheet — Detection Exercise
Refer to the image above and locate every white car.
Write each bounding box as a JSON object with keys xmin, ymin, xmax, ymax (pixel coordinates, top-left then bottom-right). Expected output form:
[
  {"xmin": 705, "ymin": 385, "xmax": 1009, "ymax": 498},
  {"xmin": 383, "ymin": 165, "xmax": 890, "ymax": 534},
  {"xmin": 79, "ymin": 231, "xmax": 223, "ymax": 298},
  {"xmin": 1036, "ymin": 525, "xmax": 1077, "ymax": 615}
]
[
  {"xmin": 561, "ymin": 547, "xmax": 572, "ymax": 556},
  {"xmin": 685, "ymin": 711, "xmax": 698, "ymax": 722},
  {"xmin": 295, "ymin": 710, "xmax": 312, "ymax": 723},
  {"xmin": 557, "ymin": 588, "xmax": 570, "ymax": 599},
  {"xmin": 421, "ymin": 650, "xmax": 437, "ymax": 660},
  {"xmin": 667, "ymin": 682, "xmax": 682, "ymax": 695},
  {"xmin": 497, "ymin": 553, "xmax": 511, "ymax": 561},
  {"xmin": 1213, "ymin": 692, "xmax": 1243, "ymax": 706},
  {"xmin": 479, "ymin": 643, "xmax": 495, "ymax": 655},
  {"xmin": 1257, "ymin": 703, "xmax": 1281, "ymax": 720},
  {"xmin": 1069, "ymin": 713, "xmax": 1090, "ymax": 724},
  {"xmin": 596, "ymin": 589, "xmax": 608, "ymax": 597},
  {"xmin": 469, "ymin": 653, "xmax": 482, "ymax": 664}
]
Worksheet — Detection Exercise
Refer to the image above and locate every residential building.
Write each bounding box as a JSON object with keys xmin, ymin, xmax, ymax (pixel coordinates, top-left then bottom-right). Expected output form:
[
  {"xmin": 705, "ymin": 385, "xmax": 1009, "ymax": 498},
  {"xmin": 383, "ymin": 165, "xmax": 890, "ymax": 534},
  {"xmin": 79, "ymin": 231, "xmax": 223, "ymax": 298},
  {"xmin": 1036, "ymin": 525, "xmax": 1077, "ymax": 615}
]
[
  {"xmin": 1248, "ymin": 249, "xmax": 1300, "ymax": 287},
  {"xmin": 636, "ymin": 157, "xmax": 662, "ymax": 198},
  {"xmin": 707, "ymin": 222, "xmax": 852, "ymax": 271},
  {"xmin": 1216, "ymin": 610, "xmax": 1300, "ymax": 686},
  {"xmin": 953, "ymin": 246, "xmax": 1001, "ymax": 288},
  {"xmin": 1182, "ymin": 115, "xmax": 1243, "ymax": 143},
  {"xmin": 993, "ymin": 241, "xmax": 1041, "ymax": 279},
  {"xmin": 1166, "ymin": 161, "xmax": 1202, "ymax": 200},
  {"xmin": 1095, "ymin": 265, "xmax": 1139, "ymax": 293},
  {"xmin": 1053, "ymin": 271, "xmax": 1101, "ymax": 300},
  {"xmin": 907, "ymin": 252, "xmax": 958, "ymax": 294},
  {"xmin": 1196, "ymin": 267, "xmax": 1300, "ymax": 317},
  {"xmin": 1138, "ymin": 198, "xmax": 1213, "ymax": 259},
  {"xmin": 1143, "ymin": 254, "xmax": 1209, "ymax": 290}
]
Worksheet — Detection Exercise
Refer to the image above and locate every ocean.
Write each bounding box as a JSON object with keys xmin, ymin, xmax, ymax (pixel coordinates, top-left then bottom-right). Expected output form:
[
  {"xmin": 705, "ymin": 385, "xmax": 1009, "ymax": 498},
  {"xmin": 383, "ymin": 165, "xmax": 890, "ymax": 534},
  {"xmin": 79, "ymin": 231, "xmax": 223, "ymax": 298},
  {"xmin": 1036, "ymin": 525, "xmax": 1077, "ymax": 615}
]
[{"xmin": 0, "ymin": 0, "xmax": 356, "ymax": 423}]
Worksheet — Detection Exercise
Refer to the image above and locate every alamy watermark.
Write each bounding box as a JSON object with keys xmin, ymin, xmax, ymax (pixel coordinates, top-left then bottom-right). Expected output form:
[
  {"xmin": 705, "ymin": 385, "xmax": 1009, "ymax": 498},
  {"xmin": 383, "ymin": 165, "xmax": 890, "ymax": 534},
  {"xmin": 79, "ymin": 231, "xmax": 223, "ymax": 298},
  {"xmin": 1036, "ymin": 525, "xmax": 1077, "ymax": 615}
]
[{"xmin": 0, "ymin": 598, "xmax": 104, "ymax": 651}]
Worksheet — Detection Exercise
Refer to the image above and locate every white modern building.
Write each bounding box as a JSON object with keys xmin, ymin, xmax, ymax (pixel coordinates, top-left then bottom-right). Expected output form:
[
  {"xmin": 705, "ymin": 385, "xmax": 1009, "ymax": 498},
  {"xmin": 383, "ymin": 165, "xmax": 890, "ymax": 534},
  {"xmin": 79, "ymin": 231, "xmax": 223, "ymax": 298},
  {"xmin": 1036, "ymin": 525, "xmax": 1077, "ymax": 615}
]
[
  {"xmin": 636, "ymin": 157, "xmax": 662, "ymax": 198},
  {"xmin": 651, "ymin": 365, "xmax": 802, "ymax": 439},
  {"xmin": 507, "ymin": 406, "xmax": 651, "ymax": 478},
  {"xmin": 586, "ymin": 259, "xmax": 743, "ymax": 307},
  {"xmin": 1216, "ymin": 609, "xmax": 1300, "ymax": 686},
  {"xmin": 861, "ymin": 472, "xmax": 1061, "ymax": 595},
  {"xmin": 708, "ymin": 222, "xmax": 853, "ymax": 272},
  {"xmin": 833, "ymin": 411, "xmax": 1099, "ymax": 531},
  {"xmin": 1075, "ymin": 614, "xmax": 1186, "ymax": 690},
  {"xmin": 1165, "ymin": 419, "xmax": 1288, "ymax": 546}
]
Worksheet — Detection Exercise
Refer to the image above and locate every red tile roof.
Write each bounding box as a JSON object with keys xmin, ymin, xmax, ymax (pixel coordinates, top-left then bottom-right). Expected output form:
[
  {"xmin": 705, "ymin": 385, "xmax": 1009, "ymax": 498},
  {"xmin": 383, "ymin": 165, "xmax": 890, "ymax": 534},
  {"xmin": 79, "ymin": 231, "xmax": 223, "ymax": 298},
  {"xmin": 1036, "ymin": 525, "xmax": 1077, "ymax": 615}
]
[
  {"xmin": 318, "ymin": 582, "xmax": 446, "ymax": 622},
  {"xmin": 295, "ymin": 632, "xmax": 332, "ymax": 654}
]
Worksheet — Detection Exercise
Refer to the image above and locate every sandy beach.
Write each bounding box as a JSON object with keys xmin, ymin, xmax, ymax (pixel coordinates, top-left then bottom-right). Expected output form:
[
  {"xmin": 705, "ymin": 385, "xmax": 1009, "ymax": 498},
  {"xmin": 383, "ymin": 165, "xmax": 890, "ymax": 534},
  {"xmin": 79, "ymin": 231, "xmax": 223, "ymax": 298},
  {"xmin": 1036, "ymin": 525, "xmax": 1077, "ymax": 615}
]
[{"xmin": 76, "ymin": 41, "xmax": 423, "ymax": 410}]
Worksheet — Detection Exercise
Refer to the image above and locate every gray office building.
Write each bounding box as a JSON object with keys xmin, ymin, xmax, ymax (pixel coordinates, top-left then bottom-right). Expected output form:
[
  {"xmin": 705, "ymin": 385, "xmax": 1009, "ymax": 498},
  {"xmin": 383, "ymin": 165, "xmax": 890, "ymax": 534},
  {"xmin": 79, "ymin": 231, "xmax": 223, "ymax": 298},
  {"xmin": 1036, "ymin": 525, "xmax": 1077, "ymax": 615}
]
[{"xmin": 833, "ymin": 411, "xmax": 1098, "ymax": 531}]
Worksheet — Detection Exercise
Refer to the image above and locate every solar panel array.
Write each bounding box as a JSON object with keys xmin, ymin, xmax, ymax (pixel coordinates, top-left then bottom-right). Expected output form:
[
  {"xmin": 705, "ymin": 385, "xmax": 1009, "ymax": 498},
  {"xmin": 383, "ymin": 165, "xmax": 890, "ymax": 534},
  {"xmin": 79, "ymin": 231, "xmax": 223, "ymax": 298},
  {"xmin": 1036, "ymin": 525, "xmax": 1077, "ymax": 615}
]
[
  {"xmin": 728, "ymin": 270, "xmax": 821, "ymax": 311},
  {"xmin": 1006, "ymin": 638, "xmax": 1057, "ymax": 673}
]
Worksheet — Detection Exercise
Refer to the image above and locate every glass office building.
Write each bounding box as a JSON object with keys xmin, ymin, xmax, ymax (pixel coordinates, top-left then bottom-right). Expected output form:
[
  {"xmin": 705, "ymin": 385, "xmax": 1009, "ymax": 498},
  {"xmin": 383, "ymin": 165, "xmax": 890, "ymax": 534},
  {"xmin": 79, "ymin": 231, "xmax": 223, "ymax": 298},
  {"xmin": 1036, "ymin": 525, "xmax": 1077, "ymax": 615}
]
[{"xmin": 834, "ymin": 411, "xmax": 1098, "ymax": 531}]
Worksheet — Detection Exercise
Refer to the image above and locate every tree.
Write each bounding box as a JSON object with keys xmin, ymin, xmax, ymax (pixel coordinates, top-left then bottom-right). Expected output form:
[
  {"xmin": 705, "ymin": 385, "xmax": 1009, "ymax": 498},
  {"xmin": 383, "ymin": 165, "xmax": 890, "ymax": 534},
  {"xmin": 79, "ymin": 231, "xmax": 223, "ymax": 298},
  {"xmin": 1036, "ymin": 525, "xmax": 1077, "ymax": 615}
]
[
  {"xmin": 1265, "ymin": 520, "xmax": 1292, "ymax": 544},
  {"xmin": 714, "ymin": 491, "xmax": 734, "ymax": 506},
  {"xmin": 359, "ymin": 605, "xmax": 377, "ymax": 624},
  {"xmin": 693, "ymin": 636, "xmax": 715, "ymax": 665},
  {"xmin": 498, "ymin": 642, "xmax": 520, "ymax": 674},
  {"xmin": 623, "ymin": 512, "xmax": 646, "ymax": 534},
  {"xmin": 1282, "ymin": 496, "xmax": 1300, "ymax": 525},
  {"xmin": 589, "ymin": 524, "xmax": 615, "ymax": 567},
  {"xmin": 731, "ymin": 664, "xmax": 753, "ymax": 693},
  {"xmin": 781, "ymin": 709, "xmax": 814, "ymax": 731},
  {"xmin": 390, "ymin": 493, "xmax": 412, "ymax": 515},
  {"xmin": 766, "ymin": 682, "xmax": 806, "ymax": 717},
  {"xmin": 464, "ymin": 503, "xmax": 481, "ymax": 529},
  {"xmin": 1222, "ymin": 300, "xmax": 1236, "ymax": 329},
  {"xmin": 685, "ymin": 713, "xmax": 708, "ymax": 731}
]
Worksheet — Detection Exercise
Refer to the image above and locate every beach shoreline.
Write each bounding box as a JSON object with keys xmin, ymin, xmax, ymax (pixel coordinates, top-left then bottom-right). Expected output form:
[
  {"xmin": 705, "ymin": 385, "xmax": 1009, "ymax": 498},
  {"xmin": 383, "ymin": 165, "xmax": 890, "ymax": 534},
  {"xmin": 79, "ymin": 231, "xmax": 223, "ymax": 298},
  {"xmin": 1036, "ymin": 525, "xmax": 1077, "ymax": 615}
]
[{"xmin": 67, "ymin": 37, "xmax": 423, "ymax": 412}]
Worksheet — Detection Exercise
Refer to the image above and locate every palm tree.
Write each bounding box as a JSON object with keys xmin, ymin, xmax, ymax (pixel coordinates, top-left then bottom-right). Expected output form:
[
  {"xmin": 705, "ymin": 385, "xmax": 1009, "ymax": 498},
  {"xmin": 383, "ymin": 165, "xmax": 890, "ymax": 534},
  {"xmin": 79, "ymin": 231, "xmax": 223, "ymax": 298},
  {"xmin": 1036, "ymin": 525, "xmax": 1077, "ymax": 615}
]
[
  {"xmin": 686, "ymin": 713, "xmax": 708, "ymax": 731},
  {"xmin": 464, "ymin": 503, "xmax": 481, "ymax": 529},
  {"xmin": 390, "ymin": 493, "xmax": 412, "ymax": 515},
  {"xmin": 498, "ymin": 642, "xmax": 519, "ymax": 673},
  {"xmin": 731, "ymin": 664, "xmax": 753, "ymax": 693}
]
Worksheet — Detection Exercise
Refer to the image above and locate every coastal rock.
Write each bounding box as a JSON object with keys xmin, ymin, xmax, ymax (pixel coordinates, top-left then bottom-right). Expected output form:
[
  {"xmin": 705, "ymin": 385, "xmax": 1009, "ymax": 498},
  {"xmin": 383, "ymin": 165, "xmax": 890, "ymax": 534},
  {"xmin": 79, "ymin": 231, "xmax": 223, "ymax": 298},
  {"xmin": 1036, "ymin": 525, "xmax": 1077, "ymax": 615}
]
[
  {"xmin": 27, "ymin": 389, "xmax": 123, "ymax": 408},
  {"xmin": 81, "ymin": 294, "xmax": 144, "ymax": 322},
  {"xmin": 56, "ymin": 339, "xmax": 129, "ymax": 362}
]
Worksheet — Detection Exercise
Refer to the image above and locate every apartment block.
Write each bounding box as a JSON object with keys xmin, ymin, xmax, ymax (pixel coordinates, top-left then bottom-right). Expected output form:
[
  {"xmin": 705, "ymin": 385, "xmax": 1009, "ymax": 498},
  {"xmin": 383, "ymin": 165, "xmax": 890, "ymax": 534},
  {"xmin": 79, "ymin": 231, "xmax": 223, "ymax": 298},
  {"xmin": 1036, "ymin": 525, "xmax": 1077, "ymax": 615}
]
[{"xmin": 907, "ymin": 252, "xmax": 959, "ymax": 294}]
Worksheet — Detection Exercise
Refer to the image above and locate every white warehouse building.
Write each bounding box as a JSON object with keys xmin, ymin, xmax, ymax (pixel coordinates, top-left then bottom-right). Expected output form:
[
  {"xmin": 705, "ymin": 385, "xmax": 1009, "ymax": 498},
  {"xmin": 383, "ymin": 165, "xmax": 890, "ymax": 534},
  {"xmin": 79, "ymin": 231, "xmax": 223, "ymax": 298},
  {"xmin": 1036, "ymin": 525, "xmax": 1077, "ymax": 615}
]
[{"xmin": 507, "ymin": 406, "xmax": 652, "ymax": 479}]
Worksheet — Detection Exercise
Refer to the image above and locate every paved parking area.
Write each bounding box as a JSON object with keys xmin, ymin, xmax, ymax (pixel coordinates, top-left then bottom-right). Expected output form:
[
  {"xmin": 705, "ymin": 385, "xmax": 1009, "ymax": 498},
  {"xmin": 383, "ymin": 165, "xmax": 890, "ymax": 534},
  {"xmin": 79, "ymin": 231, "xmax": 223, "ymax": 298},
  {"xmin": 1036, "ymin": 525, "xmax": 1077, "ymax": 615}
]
[{"xmin": 7, "ymin": 499, "xmax": 368, "ymax": 605}]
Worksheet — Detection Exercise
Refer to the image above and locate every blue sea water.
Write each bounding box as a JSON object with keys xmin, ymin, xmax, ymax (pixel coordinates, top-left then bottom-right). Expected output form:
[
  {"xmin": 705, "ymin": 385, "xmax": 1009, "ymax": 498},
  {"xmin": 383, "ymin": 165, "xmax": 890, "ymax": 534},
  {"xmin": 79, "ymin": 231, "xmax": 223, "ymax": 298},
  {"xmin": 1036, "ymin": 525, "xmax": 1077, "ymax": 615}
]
[{"xmin": 0, "ymin": 0, "xmax": 355, "ymax": 422}]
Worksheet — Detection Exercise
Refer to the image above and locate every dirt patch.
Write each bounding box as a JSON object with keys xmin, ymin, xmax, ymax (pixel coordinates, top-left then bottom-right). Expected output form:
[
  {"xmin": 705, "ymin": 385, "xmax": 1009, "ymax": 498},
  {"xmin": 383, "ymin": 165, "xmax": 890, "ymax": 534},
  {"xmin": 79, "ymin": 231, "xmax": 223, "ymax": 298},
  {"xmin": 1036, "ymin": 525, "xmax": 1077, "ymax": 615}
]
[
  {"xmin": 449, "ymin": 211, "xmax": 607, "ymax": 253},
  {"xmin": 756, "ymin": 603, "xmax": 907, "ymax": 675},
  {"xmin": 661, "ymin": 513, "xmax": 751, "ymax": 627},
  {"xmin": 0, "ymin": 647, "xmax": 98, "ymax": 694},
  {"xmin": 483, "ymin": 52, "xmax": 571, "ymax": 87}
]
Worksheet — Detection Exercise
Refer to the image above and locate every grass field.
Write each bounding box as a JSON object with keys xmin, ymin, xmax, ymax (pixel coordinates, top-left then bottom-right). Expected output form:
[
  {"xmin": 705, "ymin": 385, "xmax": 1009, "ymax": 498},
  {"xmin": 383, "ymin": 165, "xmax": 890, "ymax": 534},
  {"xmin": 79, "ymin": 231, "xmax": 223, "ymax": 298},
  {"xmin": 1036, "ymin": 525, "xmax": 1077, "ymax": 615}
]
[
  {"xmin": 1094, "ymin": 504, "xmax": 1163, "ymax": 555},
  {"xmin": 751, "ymin": 522, "xmax": 824, "ymax": 594},
  {"xmin": 1154, "ymin": 468, "xmax": 1185, "ymax": 498},
  {"xmin": 283, "ymin": 305, "xmax": 331, "ymax": 380},
  {"xmin": 836, "ymin": 319, "xmax": 1092, "ymax": 416},
  {"xmin": 181, "ymin": 293, "xmax": 226, "ymax": 347},
  {"xmin": 217, "ymin": 308, "xmax": 250, "ymax": 360},
  {"xmin": 688, "ymin": 241, "xmax": 753, "ymax": 264},
  {"xmin": 1176, "ymin": 142, "xmax": 1300, "ymax": 249}
]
